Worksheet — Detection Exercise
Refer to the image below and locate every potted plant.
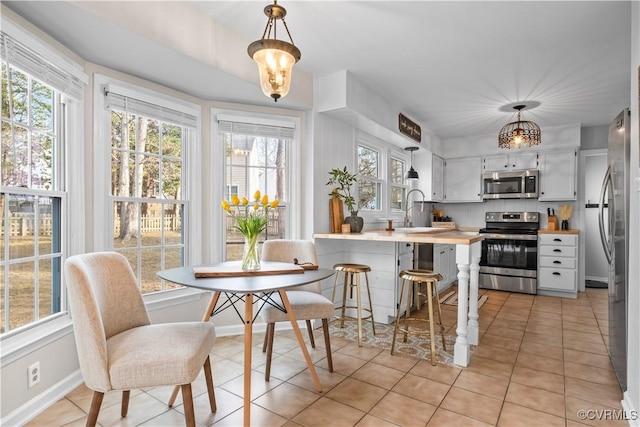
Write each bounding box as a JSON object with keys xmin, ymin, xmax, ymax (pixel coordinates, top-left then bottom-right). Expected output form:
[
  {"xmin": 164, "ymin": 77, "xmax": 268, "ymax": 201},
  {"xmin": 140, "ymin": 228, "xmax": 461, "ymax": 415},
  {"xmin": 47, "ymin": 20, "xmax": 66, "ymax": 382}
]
[{"xmin": 327, "ymin": 166, "xmax": 363, "ymax": 232}]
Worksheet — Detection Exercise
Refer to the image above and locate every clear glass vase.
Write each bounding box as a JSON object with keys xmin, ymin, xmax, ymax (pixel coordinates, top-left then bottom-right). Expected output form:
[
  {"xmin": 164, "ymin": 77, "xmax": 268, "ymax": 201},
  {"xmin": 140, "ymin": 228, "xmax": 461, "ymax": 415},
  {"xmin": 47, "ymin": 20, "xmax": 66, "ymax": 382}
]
[{"xmin": 241, "ymin": 234, "xmax": 261, "ymax": 271}]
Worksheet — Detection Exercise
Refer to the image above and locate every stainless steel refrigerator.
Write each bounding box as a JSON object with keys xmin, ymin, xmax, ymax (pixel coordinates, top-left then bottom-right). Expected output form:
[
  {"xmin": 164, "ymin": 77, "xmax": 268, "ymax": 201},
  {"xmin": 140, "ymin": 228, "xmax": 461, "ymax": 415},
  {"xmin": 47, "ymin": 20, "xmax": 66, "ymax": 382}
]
[{"xmin": 598, "ymin": 108, "xmax": 630, "ymax": 391}]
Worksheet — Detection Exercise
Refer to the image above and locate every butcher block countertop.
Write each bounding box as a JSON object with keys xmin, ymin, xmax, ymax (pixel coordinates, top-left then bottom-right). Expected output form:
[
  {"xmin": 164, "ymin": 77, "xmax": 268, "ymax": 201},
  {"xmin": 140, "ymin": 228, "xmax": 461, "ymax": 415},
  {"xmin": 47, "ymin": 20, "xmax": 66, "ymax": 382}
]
[
  {"xmin": 314, "ymin": 227, "xmax": 483, "ymax": 245},
  {"xmin": 538, "ymin": 229, "xmax": 580, "ymax": 235}
]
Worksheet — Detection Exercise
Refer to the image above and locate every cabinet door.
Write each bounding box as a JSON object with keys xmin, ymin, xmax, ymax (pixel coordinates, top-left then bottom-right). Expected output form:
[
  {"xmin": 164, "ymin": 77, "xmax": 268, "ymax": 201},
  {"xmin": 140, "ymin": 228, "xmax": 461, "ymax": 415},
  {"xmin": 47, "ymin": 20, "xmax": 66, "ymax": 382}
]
[
  {"xmin": 483, "ymin": 154, "xmax": 509, "ymax": 171},
  {"xmin": 539, "ymin": 150, "xmax": 577, "ymax": 201},
  {"xmin": 395, "ymin": 243, "xmax": 415, "ymax": 316},
  {"xmin": 448, "ymin": 245, "xmax": 457, "ymax": 285},
  {"xmin": 433, "ymin": 244, "xmax": 449, "ymax": 285},
  {"xmin": 511, "ymin": 152, "xmax": 539, "ymax": 170},
  {"xmin": 444, "ymin": 157, "xmax": 482, "ymax": 202},
  {"xmin": 483, "ymin": 153, "xmax": 539, "ymax": 171},
  {"xmin": 431, "ymin": 155, "xmax": 445, "ymax": 201}
]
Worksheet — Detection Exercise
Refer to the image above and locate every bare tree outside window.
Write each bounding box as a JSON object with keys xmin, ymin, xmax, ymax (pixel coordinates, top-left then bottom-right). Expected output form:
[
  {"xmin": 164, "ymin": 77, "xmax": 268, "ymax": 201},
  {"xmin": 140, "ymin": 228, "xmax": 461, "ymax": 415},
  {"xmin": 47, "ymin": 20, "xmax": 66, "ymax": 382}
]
[
  {"xmin": 1, "ymin": 62, "xmax": 62, "ymax": 333},
  {"xmin": 109, "ymin": 103, "xmax": 187, "ymax": 294},
  {"xmin": 357, "ymin": 145, "xmax": 380, "ymax": 210}
]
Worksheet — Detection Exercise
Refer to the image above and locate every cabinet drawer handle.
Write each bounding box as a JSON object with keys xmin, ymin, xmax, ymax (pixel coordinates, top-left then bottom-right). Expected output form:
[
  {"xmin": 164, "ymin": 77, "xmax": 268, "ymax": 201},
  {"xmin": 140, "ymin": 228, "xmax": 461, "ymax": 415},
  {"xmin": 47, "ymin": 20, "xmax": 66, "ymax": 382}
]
[
  {"xmin": 553, "ymin": 261, "xmax": 562, "ymax": 264},
  {"xmin": 553, "ymin": 238, "xmax": 562, "ymax": 242},
  {"xmin": 552, "ymin": 272, "xmax": 561, "ymax": 276},
  {"xmin": 553, "ymin": 249, "xmax": 562, "ymax": 252}
]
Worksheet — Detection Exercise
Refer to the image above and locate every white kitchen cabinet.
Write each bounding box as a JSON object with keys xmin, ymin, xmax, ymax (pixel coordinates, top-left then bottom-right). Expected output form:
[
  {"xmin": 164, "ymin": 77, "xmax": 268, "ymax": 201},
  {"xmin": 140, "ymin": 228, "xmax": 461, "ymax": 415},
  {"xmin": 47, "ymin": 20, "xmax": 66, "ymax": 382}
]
[
  {"xmin": 415, "ymin": 152, "xmax": 444, "ymax": 202},
  {"xmin": 434, "ymin": 244, "xmax": 449, "ymax": 285},
  {"xmin": 482, "ymin": 152, "xmax": 539, "ymax": 172},
  {"xmin": 538, "ymin": 149, "xmax": 578, "ymax": 201},
  {"xmin": 434, "ymin": 243, "xmax": 457, "ymax": 289},
  {"xmin": 448, "ymin": 245, "xmax": 457, "ymax": 287},
  {"xmin": 538, "ymin": 233, "xmax": 578, "ymax": 297},
  {"xmin": 431, "ymin": 155, "xmax": 445, "ymax": 201},
  {"xmin": 396, "ymin": 242, "xmax": 415, "ymax": 316},
  {"xmin": 444, "ymin": 157, "xmax": 482, "ymax": 202}
]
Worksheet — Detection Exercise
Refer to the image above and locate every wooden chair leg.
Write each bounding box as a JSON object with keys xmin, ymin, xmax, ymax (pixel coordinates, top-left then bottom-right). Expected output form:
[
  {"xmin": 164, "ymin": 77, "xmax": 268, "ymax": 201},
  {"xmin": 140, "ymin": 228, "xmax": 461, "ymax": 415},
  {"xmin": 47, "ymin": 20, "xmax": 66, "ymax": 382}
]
[
  {"xmin": 262, "ymin": 321, "xmax": 272, "ymax": 353},
  {"xmin": 265, "ymin": 322, "xmax": 275, "ymax": 381},
  {"xmin": 203, "ymin": 356, "xmax": 216, "ymax": 412},
  {"xmin": 322, "ymin": 318, "xmax": 334, "ymax": 372},
  {"xmin": 306, "ymin": 319, "xmax": 316, "ymax": 348},
  {"xmin": 87, "ymin": 391, "xmax": 104, "ymax": 427},
  {"xmin": 121, "ymin": 390, "xmax": 130, "ymax": 417},
  {"xmin": 181, "ymin": 384, "xmax": 196, "ymax": 427}
]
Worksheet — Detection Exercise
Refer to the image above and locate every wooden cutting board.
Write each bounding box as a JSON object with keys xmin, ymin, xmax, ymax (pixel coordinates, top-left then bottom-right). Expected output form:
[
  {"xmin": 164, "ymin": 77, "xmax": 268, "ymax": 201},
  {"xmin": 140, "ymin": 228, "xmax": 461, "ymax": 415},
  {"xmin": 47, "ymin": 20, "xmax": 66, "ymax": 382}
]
[
  {"xmin": 193, "ymin": 262, "xmax": 306, "ymax": 278},
  {"xmin": 329, "ymin": 197, "xmax": 344, "ymax": 233}
]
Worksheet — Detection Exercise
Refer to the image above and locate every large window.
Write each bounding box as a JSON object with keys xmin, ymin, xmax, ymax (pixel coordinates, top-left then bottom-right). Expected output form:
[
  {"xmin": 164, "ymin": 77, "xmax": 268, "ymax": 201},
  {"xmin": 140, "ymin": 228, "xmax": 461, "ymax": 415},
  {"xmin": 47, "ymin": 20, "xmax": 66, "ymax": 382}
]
[
  {"xmin": 105, "ymin": 88, "xmax": 197, "ymax": 294},
  {"xmin": 220, "ymin": 120, "xmax": 292, "ymax": 260},
  {"xmin": 1, "ymin": 26, "xmax": 85, "ymax": 334}
]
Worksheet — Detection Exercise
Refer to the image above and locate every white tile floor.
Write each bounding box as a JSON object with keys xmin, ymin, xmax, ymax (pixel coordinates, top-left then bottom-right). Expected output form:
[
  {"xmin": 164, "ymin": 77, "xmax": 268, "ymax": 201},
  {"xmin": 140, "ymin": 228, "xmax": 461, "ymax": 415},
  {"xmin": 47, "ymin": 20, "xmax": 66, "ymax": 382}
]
[{"xmin": 27, "ymin": 288, "xmax": 626, "ymax": 426}]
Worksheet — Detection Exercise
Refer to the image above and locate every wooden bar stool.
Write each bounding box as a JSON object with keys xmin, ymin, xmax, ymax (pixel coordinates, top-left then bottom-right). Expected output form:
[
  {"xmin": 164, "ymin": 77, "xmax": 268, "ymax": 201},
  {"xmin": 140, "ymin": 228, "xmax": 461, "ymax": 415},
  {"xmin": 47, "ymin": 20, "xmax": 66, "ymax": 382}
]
[
  {"xmin": 331, "ymin": 263, "xmax": 375, "ymax": 346},
  {"xmin": 392, "ymin": 269, "xmax": 447, "ymax": 365}
]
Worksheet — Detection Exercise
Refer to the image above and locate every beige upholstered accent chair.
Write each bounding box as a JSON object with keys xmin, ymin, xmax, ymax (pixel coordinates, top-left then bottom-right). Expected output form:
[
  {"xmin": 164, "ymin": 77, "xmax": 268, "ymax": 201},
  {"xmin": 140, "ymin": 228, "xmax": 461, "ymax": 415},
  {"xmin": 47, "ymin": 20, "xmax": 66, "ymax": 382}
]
[
  {"xmin": 259, "ymin": 240, "xmax": 334, "ymax": 380},
  {"xmin": 64, "ymin": 252, "xmax": 216, "ymax": 427}
]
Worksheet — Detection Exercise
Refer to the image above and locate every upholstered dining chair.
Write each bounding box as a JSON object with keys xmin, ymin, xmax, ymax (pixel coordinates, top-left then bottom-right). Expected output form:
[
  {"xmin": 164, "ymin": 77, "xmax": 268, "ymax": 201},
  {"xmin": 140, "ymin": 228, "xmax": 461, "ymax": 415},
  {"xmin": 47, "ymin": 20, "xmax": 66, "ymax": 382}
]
[
  {"xmin": 64, "ymin": 252, "xmax": 217, "ymax": 427},
  {"xmin": 259, "ymin": 240, "xmax": 334, "ymax": 380}
]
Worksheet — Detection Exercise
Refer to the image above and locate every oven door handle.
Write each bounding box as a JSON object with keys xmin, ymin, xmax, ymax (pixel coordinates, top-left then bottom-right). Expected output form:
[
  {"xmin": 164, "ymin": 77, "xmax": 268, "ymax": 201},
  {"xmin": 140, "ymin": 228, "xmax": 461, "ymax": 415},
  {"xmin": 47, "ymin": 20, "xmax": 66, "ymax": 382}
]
[{"xmin": 480, "ymin": 233, "xmax": 538, "ymax": 241}]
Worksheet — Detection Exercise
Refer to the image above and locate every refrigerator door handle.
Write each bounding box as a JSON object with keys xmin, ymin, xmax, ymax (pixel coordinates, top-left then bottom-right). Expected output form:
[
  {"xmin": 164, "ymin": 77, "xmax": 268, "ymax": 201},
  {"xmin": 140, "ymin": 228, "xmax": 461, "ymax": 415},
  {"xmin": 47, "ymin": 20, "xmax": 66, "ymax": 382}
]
[{"xmin": 598, "ymin": 166, "xmax": 613, "ymax": 264}]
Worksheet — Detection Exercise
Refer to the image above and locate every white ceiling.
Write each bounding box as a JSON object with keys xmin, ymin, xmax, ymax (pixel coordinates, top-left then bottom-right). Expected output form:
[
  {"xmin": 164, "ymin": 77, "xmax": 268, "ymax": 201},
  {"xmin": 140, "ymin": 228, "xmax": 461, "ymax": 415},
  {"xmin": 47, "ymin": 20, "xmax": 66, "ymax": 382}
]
[{"xmin": 4, "ymin": 1, "xmax": 632, "ymax": 140}]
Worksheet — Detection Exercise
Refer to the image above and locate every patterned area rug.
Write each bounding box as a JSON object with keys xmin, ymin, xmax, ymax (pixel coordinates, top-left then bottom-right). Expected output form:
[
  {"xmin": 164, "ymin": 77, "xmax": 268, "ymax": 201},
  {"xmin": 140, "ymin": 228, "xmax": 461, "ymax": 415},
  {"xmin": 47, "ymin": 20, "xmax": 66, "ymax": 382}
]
[
  {"xmin": 439, "ymin": 290, "xmax": 488, "ymax": 308},
  {"xmin": 328, "ymin": 318, "xmax": 458, "ymax": 365}
]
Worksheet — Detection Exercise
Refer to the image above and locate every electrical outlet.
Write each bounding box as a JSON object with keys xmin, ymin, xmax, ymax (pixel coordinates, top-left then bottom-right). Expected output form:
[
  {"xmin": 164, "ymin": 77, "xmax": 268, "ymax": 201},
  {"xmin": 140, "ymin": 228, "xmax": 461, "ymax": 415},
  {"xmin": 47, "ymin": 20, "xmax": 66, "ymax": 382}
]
[{"xmin": 28, "ymin": 361, "xmax": 40, "ymax": 388}]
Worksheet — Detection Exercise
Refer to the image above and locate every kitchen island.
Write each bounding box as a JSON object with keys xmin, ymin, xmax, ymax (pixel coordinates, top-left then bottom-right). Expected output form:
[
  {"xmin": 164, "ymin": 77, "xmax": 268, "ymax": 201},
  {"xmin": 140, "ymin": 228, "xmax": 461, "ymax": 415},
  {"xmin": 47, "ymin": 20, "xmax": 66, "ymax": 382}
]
[{"xmin": 313, "ymin": 228, "xmax": 483, "ymax": 367}]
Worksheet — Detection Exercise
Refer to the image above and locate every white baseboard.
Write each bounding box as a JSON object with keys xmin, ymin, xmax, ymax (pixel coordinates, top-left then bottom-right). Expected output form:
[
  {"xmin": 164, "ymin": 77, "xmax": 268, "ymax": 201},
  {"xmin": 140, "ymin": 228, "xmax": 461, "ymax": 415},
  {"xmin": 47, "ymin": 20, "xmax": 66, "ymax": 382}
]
[
  {"xmin": 2, "ymin": 371, "xmax": 83, "ymax": 427},
  {"xmin": 622, "ymin": 391, "xmax": 639, "ymax": 426}
]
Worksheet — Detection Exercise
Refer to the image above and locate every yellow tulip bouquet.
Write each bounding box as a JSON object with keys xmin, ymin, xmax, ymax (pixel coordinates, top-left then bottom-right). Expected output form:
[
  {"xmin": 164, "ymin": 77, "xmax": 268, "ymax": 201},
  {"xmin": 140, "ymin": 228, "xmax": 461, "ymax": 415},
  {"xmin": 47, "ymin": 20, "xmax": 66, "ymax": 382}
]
[{"xmin": 221, "ymin": 190, "xmax": 279, "ymax": 271}]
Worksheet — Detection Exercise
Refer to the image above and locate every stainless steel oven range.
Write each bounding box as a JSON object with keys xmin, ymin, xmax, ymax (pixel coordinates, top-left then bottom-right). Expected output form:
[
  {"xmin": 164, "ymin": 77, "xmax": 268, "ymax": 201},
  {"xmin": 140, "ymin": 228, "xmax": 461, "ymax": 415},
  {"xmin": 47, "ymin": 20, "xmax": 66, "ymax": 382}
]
[{"xmin": 479, "ymin": 211, "xmax": 539, "ymax": 294}]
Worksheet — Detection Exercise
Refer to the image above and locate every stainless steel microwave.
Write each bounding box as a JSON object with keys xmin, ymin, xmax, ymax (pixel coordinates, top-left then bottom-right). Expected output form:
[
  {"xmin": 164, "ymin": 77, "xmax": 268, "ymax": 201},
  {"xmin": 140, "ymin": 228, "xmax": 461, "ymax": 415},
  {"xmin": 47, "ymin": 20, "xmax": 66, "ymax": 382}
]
[{"xmin": 482, "ymin": 170, "xmax": 538, "ymax": 199}]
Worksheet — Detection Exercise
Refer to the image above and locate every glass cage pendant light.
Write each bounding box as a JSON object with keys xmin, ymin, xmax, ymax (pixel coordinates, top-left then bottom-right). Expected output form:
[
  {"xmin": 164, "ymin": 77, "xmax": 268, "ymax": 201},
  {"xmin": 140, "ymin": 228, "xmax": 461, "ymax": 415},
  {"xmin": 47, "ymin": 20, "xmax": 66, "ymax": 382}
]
[
  {"xmin": 405, "ymin": 146, "xmax": 419, "ymax": 180},
  {"xmin": 498, "ymin": 104, "xmax": 541, "ymax": 149},
  {"xmin": 247, "ymin": 1, "xmax": 301, "ymax": 102}
]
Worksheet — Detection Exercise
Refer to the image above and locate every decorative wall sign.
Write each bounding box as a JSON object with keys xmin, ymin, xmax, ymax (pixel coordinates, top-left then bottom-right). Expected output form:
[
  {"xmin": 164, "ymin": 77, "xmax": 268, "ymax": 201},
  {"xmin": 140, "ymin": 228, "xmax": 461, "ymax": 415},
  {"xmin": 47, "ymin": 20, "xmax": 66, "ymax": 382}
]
[{"xmin": 399, "ymin": 113, "xmax": 422, "ymax": 143}]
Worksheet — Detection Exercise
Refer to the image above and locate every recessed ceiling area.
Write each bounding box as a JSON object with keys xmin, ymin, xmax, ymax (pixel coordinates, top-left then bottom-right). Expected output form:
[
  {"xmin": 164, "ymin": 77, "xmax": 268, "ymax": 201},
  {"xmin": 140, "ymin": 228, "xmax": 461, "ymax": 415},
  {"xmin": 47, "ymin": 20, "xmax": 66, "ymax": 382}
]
[{"xmin": 4, "ymin": 1, "xmax": 632, "ymax": 140}]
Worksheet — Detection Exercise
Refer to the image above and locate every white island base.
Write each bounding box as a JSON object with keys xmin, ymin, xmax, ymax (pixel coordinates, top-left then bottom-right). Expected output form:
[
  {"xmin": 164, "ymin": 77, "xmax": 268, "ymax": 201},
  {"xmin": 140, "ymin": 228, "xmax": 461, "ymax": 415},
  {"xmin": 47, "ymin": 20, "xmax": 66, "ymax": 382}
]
[{"xmin": 314, "ymin": 229, "xmax": 482, "ymax": 367}]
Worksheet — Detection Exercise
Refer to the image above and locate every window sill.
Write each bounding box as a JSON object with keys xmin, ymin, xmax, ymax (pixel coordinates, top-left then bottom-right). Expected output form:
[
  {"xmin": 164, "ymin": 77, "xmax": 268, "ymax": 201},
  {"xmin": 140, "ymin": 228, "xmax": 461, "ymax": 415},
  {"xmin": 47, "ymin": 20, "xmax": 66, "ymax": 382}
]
[{"xmin": 0, "ymin": 315, "xmax": 74, "ymax": 366}]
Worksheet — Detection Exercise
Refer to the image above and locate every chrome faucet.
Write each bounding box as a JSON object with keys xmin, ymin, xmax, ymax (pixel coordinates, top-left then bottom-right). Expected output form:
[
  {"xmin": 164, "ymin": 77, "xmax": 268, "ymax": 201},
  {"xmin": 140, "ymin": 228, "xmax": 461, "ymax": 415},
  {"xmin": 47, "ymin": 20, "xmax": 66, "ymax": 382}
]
[{"xmin": 403, "ymin": 188, "xmax": 426, "ymax": 227}]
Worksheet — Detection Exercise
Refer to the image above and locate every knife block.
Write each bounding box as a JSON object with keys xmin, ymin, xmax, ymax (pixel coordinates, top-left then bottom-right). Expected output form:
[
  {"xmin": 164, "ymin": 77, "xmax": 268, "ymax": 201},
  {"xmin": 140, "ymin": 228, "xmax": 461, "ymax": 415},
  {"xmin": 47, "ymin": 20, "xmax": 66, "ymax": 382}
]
[{"xmin": 547, "ymin": 215, "xmax": 558, "ymax": 230}]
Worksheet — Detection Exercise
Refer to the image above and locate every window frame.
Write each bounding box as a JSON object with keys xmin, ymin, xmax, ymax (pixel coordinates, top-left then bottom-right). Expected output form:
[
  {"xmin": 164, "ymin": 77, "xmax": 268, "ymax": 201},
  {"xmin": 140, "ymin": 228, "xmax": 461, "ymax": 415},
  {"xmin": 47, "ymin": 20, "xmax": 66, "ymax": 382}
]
[
  {"xmin": 389, "ymin": 153, "xmax": 410, "ymax": 212},
  {"xmin": 355, "ymin": 132, "xmax": 410, "ymax": 221},
  {"xmin": 211, "ymin": 108, "xmax": 302, "ymax": 263},
  {"xmin": 0, "ymin": 16, "xmax": 86, "ymax": 342},
  {"xmin": 92, "ymin": 75, "xmax": 202, "ymax": 297}
]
